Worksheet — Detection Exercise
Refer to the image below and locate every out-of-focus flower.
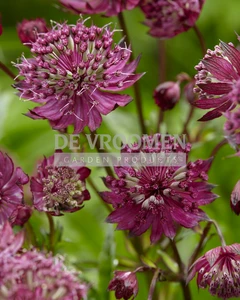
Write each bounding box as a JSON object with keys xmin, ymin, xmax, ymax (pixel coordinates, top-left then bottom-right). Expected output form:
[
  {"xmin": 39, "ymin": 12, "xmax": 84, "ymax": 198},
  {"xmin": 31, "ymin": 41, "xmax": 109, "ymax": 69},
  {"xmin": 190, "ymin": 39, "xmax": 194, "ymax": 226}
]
[
  {"xmin": 224, "ymin": 108, "xmax": 240, "ymax": 151},
  {"xmin": 0, "ymin": 151, "xmax": 29, "ymax": 225},
  {"xmin": 184, "ymin": 79, "xmax": 196, "ymax": 104},
  {"xmin": 30, "ymin": 150, "xmax": 91, "ymax": 216},
  {"xmin": 59, "ymin": 0, "xmax": 140, "ymax": 17},
  {"xmin": 230, "ymin": 180, "xmax": 240, "ymax": 215},
  {"xmin": 14, "ymin": 19, "xmax": 143, "ymax": 133},
  {"xmin": 9, "ymin": 204, "xmax": 32, "ymax": 226},
  {"xmin": 140, "ymin": 0, "xmax": 205, "ymax": 39},
  {"xmin": 194, "ymin": 41, "xmax": 240, "ymax": 121},
  {"xmin": 108, "ymin": 271, "xmax": 138, "ymax": 299},
  {"xmin": 0, "ymin": 223, "xmax": 88, "ymax": 299},
  {"xmin": 153, "ymin": 81, "xmax": 180, "ymax": 110},
  {"xmin": 187, "ymin": 244, "xmax": 240, "ymax": 299},
  {"xmin": 0, "ymin": 222, "xmax": 24, "ymax": 258},
  {"xmin": 101, "ymin": 134, "xmax": 217, "ymax": 243},
  {"xmin": 17, "ymin": 18, "xmax": 49, "ymax": 47}
]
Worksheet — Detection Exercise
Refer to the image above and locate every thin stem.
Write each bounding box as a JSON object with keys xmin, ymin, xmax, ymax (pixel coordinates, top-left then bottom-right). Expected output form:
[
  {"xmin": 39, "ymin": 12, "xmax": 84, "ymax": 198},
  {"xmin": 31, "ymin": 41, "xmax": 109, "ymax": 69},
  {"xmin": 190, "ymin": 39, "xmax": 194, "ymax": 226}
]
[
  {"xmin": 210, "ymin": 138, "xmax": 227, "ymax": 158},
  {"xmin": 46, "ymin": 213, "xmax": 55, "ymax": 253},
  {"xmin": 170, "ymin": 239, "xmax": 192, "ymax": 300},
  {"xmin": 24, "ymin": 221, "xmax": 38, "ymax": 247},
  {"xmin": 193, "ymin": 25, "xmax": 206, "ymax": 56},
  {"xmin": 182, "ymin": 106, "xmax": 195, "ymax": 141},
  {"xmin": 87, "ymin": 177, "xmax": 112, "ymax": 213},
  {"xmin": 148, "ymin": 268, "xmax": 161, "ymax": 300},
  {"xmin": 118, "ymin": 12, "xmax": 146, "ymax": 135},
  {"xmin": 156, "ymin": 110, "xmax": 164, "ymax": 133},
  {"xmin": 90, "ymin": 130, "xmax": 114, "ymax": 177},
  {"xmin": 188, "ymin": 222, "xmax": 212, "ymax": 267},
  {"xmin": 158, "ymin": 40, "xmax": 166, "ymax": 83},
  {"xmin": 209, "ymin": 219, "xmax": 226, "ymax": 247},
  {"xmin": 0, "ymin": 61, "xmax": 17, "ymax": 80}
]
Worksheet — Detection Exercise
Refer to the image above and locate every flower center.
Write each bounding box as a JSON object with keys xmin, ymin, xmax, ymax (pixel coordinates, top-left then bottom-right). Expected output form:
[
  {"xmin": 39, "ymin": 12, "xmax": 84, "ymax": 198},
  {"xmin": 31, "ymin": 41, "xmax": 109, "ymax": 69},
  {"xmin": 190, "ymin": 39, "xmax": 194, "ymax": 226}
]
[{"xmin": 42, "ymin": 166, "xmax": 86, "ymax": 213}]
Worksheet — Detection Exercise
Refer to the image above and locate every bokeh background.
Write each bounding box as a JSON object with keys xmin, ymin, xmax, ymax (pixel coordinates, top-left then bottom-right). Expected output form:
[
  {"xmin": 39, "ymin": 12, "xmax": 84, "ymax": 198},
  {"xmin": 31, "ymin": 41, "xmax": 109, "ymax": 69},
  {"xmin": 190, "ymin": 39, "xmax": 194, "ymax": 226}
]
[{"xmin": 0, "ymin": 0, "xmax": 240, "ymax": 299}]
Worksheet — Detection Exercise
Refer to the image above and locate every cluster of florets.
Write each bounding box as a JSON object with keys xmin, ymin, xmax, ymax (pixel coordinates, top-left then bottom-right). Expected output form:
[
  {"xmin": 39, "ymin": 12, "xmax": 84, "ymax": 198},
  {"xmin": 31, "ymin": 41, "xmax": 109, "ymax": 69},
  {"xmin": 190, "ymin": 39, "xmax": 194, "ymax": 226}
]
[
  {"xmin": 31, "ymin": 151, "xmax": 91, "ymax": 215},
  {"xmin": 0, "ymin": 222, "xmax": 88, "ymax": 299},
  {"xmin": 101, "ymin": 134, "xmax": 217, "ymax": 243},
  {"xmin": 14, "ymin": 19, "xmax": 142, "ymax": 133},
  {"xmin": 140, "ymin": 0, "xmax": 205, "ymax": 39}
]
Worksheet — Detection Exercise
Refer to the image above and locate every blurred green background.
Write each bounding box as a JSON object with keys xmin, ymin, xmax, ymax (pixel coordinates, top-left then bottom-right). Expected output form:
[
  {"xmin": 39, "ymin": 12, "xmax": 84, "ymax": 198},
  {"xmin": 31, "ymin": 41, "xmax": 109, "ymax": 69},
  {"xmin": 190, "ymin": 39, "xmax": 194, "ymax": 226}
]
[{"xmin": 0, "ymin": 0, "xmax": 240, "ymax": 299}]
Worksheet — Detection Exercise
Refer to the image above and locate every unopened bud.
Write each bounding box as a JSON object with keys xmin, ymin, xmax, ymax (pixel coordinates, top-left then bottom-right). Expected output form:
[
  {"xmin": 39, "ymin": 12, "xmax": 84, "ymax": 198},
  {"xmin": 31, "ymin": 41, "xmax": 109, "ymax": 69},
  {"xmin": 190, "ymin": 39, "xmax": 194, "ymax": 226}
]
[{"xmin": 153, "ymin": 81, "xmax": 180, "ymax": 111}]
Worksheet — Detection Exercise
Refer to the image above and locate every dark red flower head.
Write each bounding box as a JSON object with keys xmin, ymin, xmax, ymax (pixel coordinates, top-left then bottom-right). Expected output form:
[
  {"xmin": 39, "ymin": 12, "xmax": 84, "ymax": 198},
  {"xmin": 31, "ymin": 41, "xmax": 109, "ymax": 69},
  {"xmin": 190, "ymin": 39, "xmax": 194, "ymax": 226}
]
[
  {"xmin": 187, "ymin": 244, "xmax": 240, "ymax": 299},
  {"xmin": 31, "ymin": 150, "xmax": 91, "ymax": 216},
  {"xmin": 108, "ymin": 271, "xmax": 138, "ymax": 299},
  {"xmin": 14, "ymin": 19, "xmax": 143, "ymax": 133},
  {"xmin": 140, "ymin": 0, "xmax": 205, "ymax": 39},
  {"xmin": 59, "ymin": 0, "xmax": 140, "ymax": 17},
  {"xmin": 17, "ymin": 19, "xmax": 49, "ymax": 47},
  {"xmin": 101, "ymin": 134, "xmax": 217, "ymax": 243},
  {"xmin": 194, "ymin": 41, "xmax": 240, "ymax": 121},
  {"xmin": 154, "ymin": 81, "xmax": 180, "ymax": 111},
  {"xmin": 0, "ymin": 151, "xmax": 29, "ymax": 225}
]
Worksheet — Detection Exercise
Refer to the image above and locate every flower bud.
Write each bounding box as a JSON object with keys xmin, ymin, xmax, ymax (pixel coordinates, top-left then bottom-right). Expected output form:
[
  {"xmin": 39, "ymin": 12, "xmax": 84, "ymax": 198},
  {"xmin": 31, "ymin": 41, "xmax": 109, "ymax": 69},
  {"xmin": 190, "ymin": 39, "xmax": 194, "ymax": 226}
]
[
  {"xmin": 224, "ymin": 109, "xmax": 240, "ymax": 151},
  {"xmin": 184, "ymin": 80, "xmax": 196, "ymax": 104},
  {"xmin": 17, "ymin": 18, "xmax": 48, "ymax": 46},
  {"xmin": 108, "ymin": 271, "xmax": 138, "ymax": 299},
  {"xmin": 153, "ymin": 81, "xmax": 180, "ymax": 111},
  {"xmin": 231, "ymin": 180, "xmax": 240, "ymax": 215},
  {"xmin": 9, "ymin": 205, "xmax": 32, "ymax": 226}
]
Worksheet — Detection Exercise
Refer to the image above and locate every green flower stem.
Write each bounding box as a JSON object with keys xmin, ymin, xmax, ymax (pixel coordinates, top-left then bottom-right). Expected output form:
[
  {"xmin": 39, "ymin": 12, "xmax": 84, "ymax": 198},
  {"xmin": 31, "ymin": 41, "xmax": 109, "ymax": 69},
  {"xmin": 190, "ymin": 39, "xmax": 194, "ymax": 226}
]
[{"xmin": 46, "ymin": 213, "xmax": 55, "ymax": 253}]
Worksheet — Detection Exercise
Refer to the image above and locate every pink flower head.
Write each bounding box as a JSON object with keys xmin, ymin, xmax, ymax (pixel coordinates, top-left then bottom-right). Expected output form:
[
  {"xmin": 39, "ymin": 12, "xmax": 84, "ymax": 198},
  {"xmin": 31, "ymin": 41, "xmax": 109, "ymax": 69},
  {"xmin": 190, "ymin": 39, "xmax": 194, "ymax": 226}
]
[
  {"xmin": 230, "ymin": 180, "xmax": 240, "ymax": 215},
  {"xmin": 140, "ymin": 0, "xmax": 205, "ymax": 39},
  {"xmin": 154, "ymin": 81, "xmax": 180, "ymax": 110},
  {"xmin": 59, "ymin": 0, "xmax": 140, "ymax": 17},
  {"xmin": 0, "ymin": 222, "xmax": 24, "ymax": 258},
  {"xmin": 108, "ymin": 271, "xmax": 138, "ymax": 299},
  {"xmin": 17, "ymin": 18, "xmax": 49, "ymax": 47},
  {"xmin": 30, "ymin": 150, "xmax": 91, "ymax": 216},
  {"xmin": 194, "ymin": 41, "xmax": 240, "ymax": 121},
  {"xmin": 224, "ymin": 108, "xmax": 240, "ymax": 151},
  {"xmin": 187, "ymin": 244, "xmax": 240, "ymax": 299},
  {"xmin": 0, "ymin": 151, "xmax": 29, "ymax": 225},
  {"xmin": 14, "ymin": 19, "xmax": 143, "ymax": 133},
  {"xmin": 101, "ymin": 134, "xmax": 217, "ymax": 243},
  {"xmin": 0, "ymin": 247, "xmax": 88, "ymax": 299}
]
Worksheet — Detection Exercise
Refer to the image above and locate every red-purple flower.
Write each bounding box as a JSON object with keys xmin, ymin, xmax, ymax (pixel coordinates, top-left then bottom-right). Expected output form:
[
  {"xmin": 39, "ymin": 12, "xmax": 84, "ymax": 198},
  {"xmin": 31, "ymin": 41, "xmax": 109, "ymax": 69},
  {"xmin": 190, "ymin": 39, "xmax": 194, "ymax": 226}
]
[
  {"xmin": 0, "ymin": 223, "xmax": 88, "ymax": 299},
  {"xmin": 230, "ymin": 180, "xmax": 240, "ymax": 215},
  {"xmin": 59, "ymin": 0, "xmax": 140, "ymax": 16},
  {"xmin": 14, "ymin": 19, "xmax": 143, "ymax": 133},
  {"xmin": 17, "ymin": 18, "xmax": 49, "ymax": 47},
  {"xmin": 187, "ymin": 244, "xmax": 240, "ymax": 299},
  {"xmin": 9, "ymin": 204, "xmax": 32, "ymax": 226},
  {"xmin": 101, "ymin": 134, "xmax": 217, "ymax": 243},
  {"xmin": 30, "ymin": 150, "xmax": 91, "ymax": 216},
  {"xmin": 194, "ymin": 41, "xmax": 240, "ymax": 121},
  {"xmin": 0, "ymin": 151, "xmax": 29, "ymax": 225},
  {"xmin": 154, "ymin": 81, "xmax": 180, "ymax": 111},
  {"xmin": 140, "ymin": 0, "xmax": 205, "ymax": 39},
  {"xmin": 224, "ymin": 108, "xmax": 240, "ymax": 151},
  {"xmin": 108, "ymin": 271, "xmax": 138, "ymax": 299}
]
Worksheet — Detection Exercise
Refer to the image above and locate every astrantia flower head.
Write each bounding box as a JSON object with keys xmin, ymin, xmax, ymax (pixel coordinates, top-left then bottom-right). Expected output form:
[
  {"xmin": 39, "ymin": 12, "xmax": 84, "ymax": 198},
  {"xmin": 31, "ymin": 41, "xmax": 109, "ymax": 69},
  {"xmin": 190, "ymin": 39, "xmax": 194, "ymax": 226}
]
[
  {"xmin": 153, "ymin": 81, "xmax": 180, "ymax": 111},
  {"xmin": 0, "ymin": 151, "xmax": 29, "ymax": 225},
  {"xmin": 140, "ymin": 0, "xmax": 205, "ymax": 39},
  {"xmin": 14, "ymin": 19, "xmax": 143, "ymax": 133},
  {"xmin": 224, "ymin": 108, "xmax": 240, "ymax": 151},
  {"xmin": 59, "ymin": 0, "xmax": 140, "ymax": 17},
  {"xmin": 187, "ymin": 244, "xmax": 240, "ymax": 299},
  {"xmin": 101, "ymin": 134, "xmax": 217, "ymax": 243},
  {"xmin": 194, "ymin": 41, "xmax": 240, "ymax": 121},
  {"xmin": 31, "ymin": 150, "xmax": 91, "ymax": 215},
  {"xmin": 17, "ymin": 18, "xmax": 49, "ymax": 47},
  {"xmin": 0, "ymin": 224, "xmax": 88, "ymax": 299},
  {"xmin": 230, "ymin": 180, "xmax": 240, "ymax": 215},
  {"xmin": 108, "ymin": 271, "xmax": 138, "ymax": 299}
]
